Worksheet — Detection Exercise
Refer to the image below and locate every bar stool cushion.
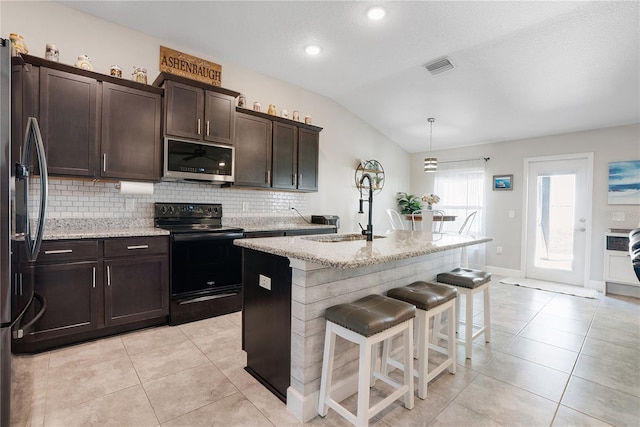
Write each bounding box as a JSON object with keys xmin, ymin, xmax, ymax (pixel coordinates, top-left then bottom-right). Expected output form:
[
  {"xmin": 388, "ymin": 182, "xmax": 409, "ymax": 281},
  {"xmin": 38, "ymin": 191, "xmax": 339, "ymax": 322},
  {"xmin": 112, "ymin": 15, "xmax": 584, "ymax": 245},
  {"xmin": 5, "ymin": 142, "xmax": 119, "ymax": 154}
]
[
  {"xmin": 437, "ymin": 268, "xmax": 491, "ymax": 289},
  {"xmin": 387, "ymin": 281, "xmax": 457, "ymax": 311},
  {"xmin": 325, "ymin": 294, "xmax": 415, "ymax": 337}
]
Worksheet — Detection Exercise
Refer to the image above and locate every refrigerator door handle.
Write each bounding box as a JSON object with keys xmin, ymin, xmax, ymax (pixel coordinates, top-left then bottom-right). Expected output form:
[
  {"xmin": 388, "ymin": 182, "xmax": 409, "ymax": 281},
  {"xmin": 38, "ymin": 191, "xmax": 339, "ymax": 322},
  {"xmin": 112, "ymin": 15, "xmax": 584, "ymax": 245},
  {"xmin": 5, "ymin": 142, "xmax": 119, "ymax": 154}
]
[
  {"xmin": 19, "ymin": 117, "xmax": 49, "ymax": 262},
  {"xmin": 13, "ymin": 291, "xmax": 47, "ymax": 339}
]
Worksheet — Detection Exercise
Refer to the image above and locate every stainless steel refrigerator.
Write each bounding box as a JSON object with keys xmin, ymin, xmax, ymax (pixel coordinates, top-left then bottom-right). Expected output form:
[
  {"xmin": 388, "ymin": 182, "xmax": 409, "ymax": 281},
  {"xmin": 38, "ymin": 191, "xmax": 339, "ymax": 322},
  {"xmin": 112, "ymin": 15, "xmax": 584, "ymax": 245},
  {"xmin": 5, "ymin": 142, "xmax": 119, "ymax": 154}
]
[{"xmin": 1, "ymin": 38, "xmax": 49, "ymax": 427}]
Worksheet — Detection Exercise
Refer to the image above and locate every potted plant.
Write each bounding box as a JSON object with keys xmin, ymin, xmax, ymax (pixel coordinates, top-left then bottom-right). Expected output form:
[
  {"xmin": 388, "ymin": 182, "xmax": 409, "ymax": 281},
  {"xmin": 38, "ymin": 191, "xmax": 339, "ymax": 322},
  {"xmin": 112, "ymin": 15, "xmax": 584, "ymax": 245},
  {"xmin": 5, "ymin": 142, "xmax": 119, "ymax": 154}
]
[{"xmin": 397, "ymin": 192, "xmax": 422, "ymax": 215}]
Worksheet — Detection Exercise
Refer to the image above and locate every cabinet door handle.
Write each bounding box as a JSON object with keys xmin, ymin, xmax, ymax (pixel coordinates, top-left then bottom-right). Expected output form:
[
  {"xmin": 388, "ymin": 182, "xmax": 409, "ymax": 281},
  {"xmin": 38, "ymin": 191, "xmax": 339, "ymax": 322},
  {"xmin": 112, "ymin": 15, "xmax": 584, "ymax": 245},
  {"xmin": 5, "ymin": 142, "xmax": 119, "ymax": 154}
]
[
  {"xmin": 197, "ymin": 119, "xmax": 201, "ymax": 135},
  {"xmin": 299, "ymin": 174, "xmax": 303, "ymax": 186},
  {"xmin": 92, "ymin": 267, "xmax": 96, "ymax": 288},
  {"xmin": 106, "ymin": 265, "xmax": 111, "ymax": 287},
  {"xmin": 292, "ymin": 174, "xmax": 296, "ymax": 186},
  {"xmin": 127, "ymin": 245, "xmax": 149, "ymax": 250},
  {"xmin": 103, "ymin": 153, "xmax": 107, "ymax": 172},
  {"xmin": 266, "ymin": 170, "xmax": 271, "ymax": 184},
  {"xmin": 206, "ymin": 120, "xmax": 210, "ymax": 136},
  {"xmin": 44, "ymin": 249, "xmax": 73, "ymax": 255}
]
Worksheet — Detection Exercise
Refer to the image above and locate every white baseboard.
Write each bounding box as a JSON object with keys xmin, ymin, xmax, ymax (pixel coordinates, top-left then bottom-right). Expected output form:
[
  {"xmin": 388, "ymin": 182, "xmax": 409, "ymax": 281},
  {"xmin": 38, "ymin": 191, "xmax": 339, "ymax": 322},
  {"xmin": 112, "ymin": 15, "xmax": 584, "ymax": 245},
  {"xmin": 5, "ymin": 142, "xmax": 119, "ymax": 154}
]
[
  {"xmin": 605, "ymin": 282, "xmax": 640, "ymax": 298},
  {"xmin": 587, "ymin": 279, "xmax": 605, "ymax": 292},
  {"xmin": 287, "ymin": 372, "xmax": 358, "ymax": 422},
  {"xmin": 484, "ymin": 265, "xmax": 521, "ymax": 278}
]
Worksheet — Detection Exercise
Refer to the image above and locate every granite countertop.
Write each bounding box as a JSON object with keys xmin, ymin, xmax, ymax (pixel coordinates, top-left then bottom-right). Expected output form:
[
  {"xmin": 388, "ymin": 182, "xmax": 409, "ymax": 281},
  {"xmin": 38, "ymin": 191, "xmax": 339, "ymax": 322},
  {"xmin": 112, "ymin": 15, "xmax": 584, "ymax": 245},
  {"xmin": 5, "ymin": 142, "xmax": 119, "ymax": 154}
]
[
  {"xmin": 14, "ymin": 216, "xmax": 333, "ymax": 240},
  {"xmin": 234, "ymin": 230, "xmax": 493, "ymax": 269},
  {"xmin": 14, "ymin": 218, "xmax": 169, "ymax": 241},
  {"xmin": 223, "ymin": 216, "xmax": 336, "ymax": 233}
]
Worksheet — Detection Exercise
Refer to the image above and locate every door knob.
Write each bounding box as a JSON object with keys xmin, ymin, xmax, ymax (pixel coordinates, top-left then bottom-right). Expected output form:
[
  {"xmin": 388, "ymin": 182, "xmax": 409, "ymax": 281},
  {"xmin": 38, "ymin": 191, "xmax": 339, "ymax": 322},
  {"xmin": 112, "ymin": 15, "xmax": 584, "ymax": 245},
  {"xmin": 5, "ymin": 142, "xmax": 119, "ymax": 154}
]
[{"xmin": 575, "ymin": 227, "xmax": 586, "ymax": 232}]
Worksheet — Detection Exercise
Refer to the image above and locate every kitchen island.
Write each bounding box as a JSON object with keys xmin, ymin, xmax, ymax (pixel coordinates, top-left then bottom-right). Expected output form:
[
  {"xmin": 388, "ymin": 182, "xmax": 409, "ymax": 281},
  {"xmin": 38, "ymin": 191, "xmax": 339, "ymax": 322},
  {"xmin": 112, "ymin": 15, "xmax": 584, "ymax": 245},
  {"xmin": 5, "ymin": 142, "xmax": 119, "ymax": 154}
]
[{"xmin": 235, "ymin": 230, "xmax": 492, "ymax": 422}]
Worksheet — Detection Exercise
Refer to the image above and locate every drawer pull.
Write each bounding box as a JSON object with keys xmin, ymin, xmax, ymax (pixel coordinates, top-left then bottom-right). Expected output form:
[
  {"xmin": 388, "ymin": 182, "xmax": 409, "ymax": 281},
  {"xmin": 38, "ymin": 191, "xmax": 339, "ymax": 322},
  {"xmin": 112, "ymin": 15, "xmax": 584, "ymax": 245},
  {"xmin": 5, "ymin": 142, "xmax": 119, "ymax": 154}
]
[
  {"xmin": 44, "ymin": 249, "xmax": 73, "ymax": 255},
  {"xmin": 92, "ymin": 267, "xmax": 96, "ymax": 288},
  {"xmin": 107, "ymin": 266, "xmax": 111, "ymax": 287},
  {"xmin": 127, "ymin": 245, "xmax": 149, "ymax": 250}
]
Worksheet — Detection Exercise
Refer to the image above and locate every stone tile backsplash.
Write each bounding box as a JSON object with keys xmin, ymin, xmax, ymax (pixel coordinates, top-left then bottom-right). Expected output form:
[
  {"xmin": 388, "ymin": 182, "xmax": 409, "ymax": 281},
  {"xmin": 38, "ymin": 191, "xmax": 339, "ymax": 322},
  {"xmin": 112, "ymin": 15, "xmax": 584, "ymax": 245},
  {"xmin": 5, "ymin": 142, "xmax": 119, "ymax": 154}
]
[{"xmin": 29, "ymin": 177, "xmax": 308, "ymax": 219}]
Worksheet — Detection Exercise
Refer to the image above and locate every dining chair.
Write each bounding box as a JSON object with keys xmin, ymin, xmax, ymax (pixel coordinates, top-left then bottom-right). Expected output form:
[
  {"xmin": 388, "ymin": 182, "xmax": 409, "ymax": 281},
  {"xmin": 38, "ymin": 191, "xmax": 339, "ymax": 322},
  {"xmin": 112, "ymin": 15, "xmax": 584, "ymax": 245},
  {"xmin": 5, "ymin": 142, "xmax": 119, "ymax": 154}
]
[
  {"xmin": 458, "ymin": 211, "xmax": 478, "ymax": 266},
  {"xmin": 432, "ymin": 210, "xmax": 446, "ymax": 233},
  {"xmin": 385, "ymin": 208, "xmax": 405, "ymax": 230},
  {"xmin": 458, "ymin": 211, "xmax": 477, "ymax": 235}
]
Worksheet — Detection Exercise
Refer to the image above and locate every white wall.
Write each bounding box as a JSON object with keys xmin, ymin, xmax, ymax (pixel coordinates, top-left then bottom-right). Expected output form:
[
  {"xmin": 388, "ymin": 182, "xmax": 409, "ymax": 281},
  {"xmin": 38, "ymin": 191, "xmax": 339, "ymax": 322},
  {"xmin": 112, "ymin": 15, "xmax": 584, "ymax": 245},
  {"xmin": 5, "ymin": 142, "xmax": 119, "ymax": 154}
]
[
  {"xmin": 411, "ymin": 124, "xmax": 640, "ymax": 285},
  {"xmin": 2, "ymin": 1, "xmax": 410, "ymax": 231}
]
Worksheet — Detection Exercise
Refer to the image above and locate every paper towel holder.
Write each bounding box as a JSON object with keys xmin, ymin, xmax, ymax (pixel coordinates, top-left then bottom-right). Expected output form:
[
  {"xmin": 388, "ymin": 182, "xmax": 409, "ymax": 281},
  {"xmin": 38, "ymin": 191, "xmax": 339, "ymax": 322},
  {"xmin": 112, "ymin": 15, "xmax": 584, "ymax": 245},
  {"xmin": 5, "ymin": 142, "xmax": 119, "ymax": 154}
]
[{"xmin": 115, "ymin": 181, "xmax": 154, "ymax": 195}]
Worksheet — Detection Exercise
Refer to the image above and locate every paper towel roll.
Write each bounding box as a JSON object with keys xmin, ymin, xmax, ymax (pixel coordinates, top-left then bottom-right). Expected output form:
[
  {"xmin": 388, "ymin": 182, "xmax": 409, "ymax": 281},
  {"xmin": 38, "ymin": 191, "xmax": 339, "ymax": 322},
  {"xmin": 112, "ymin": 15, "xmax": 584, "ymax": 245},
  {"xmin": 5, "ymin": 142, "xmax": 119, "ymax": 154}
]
[{"xmin": 117, "ymin": 181, "xmax": 154, "ymax": 195}]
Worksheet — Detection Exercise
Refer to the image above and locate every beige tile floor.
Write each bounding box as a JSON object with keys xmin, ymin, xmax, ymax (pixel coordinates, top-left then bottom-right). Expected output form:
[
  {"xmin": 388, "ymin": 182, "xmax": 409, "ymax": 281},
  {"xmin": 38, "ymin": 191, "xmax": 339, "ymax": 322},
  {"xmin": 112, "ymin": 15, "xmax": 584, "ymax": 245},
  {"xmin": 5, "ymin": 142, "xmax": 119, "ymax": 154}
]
[{"xmin": 10, "ymin": 279, "xmax": 640, "ymax": 427}]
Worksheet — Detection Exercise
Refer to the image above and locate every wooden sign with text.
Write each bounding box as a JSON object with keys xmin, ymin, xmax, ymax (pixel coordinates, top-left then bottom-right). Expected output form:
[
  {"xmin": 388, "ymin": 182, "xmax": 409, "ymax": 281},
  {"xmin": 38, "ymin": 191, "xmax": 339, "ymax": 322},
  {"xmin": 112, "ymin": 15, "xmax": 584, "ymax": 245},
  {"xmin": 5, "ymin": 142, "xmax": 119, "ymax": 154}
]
[{"xmin": 159, "ymin": 46, "xmax": 222, "ymax": 87}]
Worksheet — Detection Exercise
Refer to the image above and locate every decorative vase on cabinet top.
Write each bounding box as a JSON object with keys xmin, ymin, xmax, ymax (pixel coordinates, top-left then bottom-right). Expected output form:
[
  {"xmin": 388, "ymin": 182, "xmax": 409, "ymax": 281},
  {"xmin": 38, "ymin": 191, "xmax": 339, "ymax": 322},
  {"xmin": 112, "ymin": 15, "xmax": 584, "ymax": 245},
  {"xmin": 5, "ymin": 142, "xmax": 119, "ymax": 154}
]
[{"xmin": 74, "ymin": 55, "xmax": 93, "ymax": 70}]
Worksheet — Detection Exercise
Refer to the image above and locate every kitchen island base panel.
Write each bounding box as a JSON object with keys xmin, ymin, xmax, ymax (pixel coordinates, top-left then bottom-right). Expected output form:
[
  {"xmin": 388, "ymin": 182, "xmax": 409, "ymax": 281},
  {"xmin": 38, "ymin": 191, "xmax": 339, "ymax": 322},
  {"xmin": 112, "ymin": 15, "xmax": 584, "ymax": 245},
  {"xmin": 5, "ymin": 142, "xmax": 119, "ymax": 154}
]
[{"xmin": 287, "ymin": 249, "xmax": 461, "ymax": 422}]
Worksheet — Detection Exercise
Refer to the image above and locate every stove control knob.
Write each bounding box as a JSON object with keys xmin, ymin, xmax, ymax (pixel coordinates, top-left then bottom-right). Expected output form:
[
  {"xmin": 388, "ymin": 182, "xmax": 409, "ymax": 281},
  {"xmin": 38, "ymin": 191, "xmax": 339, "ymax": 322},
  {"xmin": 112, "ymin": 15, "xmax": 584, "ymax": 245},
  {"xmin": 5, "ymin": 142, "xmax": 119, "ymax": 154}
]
[
  {"xmin": 168, "ymin": 206, "xmax": 175, "ymax": 215},
  {"xmin": 207, "ymin": 206, "xmax": 213, "ymax": 214},
  {"xmin": 160, "ymin": 205, "xmax": 167, "ymax": 215},
  {"xmin": 212, "ymin": 206, "xmax": 219, "ymax": 215}
]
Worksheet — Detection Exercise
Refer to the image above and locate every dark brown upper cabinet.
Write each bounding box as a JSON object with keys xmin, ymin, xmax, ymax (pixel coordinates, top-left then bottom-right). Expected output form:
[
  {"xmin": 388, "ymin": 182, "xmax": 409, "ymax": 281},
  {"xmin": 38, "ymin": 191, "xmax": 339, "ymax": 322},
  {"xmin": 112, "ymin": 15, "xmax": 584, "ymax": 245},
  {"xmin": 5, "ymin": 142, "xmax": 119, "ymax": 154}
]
[
  {"xmin": 154, "ymin": 73, "xmax": 238, "ymax": 145},
  {"xmin": 39, "ymin": 67, "xmax": 98, "ymax": 177},
  {"xmin": 101, "ymin": 83, "xmax": 162, "ymax": 181},
  {"xmin": 12, "ymin": 55, "xmax": 163, "ymax": 182},
  {"xmin": 297, "ymin": 128, "xmax": 319, "ymax": 192},
  {"xmin": 235, "ymin": 108, "xmax": 321, "ymax": 192},
  {"xmin": 272, "ymin": 122, "xmax": 297, "ymax": 190},
  {"xmin": 235, "ymin": 112, "xmax": 272, "ymax": 188}
]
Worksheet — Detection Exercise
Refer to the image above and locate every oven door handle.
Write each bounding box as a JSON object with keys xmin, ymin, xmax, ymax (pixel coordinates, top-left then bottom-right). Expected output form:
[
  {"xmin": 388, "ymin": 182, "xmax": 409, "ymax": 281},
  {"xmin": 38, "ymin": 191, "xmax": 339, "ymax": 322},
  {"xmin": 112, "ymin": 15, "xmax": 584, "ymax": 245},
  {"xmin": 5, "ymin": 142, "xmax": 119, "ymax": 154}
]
[{"xmin": 172, "ymin": 232, "xmax": 245, "ymax": 242}]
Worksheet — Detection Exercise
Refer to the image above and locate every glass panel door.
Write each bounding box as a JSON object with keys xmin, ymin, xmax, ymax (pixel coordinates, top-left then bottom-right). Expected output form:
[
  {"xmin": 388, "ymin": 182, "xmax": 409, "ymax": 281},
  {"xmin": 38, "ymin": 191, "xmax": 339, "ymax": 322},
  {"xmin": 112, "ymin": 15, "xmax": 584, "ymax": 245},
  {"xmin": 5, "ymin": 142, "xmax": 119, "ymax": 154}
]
[{"xmin": 525, "ymin": 157, "xmax": 591, "ymax": 286}]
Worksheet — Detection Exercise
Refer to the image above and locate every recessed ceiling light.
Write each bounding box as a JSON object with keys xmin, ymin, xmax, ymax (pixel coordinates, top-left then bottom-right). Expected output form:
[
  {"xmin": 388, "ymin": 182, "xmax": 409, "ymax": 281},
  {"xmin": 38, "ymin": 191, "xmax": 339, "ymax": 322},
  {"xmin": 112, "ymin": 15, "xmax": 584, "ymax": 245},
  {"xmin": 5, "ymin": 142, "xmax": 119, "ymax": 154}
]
[
  {"xmin": 367, "ymin": 6, "xmax": 386, "ymax": 20},
  {"xmin": 305, "ymin": 45, "xmax": 321, "ymax": 55}
]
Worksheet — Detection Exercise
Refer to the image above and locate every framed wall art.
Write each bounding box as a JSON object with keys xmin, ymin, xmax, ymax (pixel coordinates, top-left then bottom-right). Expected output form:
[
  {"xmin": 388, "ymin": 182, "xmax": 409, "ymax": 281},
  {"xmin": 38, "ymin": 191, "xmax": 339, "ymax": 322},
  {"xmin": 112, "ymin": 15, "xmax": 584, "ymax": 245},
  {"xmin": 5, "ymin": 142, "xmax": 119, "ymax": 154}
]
[
  {"xmin": 608, "ymin": 160, "xmax": 640, "ymax": 205},
  {"xmin": 493, "ymin": 174, "xmax": 513, "ymax": 191}
]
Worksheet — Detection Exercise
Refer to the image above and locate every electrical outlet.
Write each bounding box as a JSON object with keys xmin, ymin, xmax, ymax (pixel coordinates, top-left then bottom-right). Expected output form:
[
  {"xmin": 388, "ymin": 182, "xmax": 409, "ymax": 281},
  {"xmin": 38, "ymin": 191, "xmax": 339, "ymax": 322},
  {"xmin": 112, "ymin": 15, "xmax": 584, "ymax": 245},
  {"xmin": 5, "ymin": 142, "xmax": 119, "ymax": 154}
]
[
  {"xmin": 242, "ymin": 202, "xmax": 249, "ymax": 212},
  {"xmin": 496, "ymin": 246, "xmax": 503, "ymax": 254},
  {"xmin": 125, "ymin": 198, "xmax": 135, "ymax": 212},
  {"xmin": 259, "ymin": 274, "xmax": 271, "ymax": 290}
]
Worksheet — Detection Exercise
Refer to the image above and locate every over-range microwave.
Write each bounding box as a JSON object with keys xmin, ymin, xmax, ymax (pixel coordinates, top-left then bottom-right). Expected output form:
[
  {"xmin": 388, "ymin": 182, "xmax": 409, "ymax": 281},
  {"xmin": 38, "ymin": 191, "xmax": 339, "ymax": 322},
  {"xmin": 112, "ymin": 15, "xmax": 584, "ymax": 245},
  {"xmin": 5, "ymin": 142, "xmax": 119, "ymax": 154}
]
[{"xmin": 163, "ymin": 137, "xmax": 234, "ymax": 183}]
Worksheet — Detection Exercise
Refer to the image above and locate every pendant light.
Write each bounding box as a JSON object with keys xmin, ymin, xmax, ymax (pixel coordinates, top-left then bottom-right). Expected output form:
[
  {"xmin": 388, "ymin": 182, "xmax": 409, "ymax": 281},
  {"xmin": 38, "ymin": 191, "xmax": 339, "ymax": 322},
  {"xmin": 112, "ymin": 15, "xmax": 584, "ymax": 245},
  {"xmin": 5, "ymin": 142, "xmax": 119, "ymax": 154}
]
[{"xmin": 424, "ymin": 117, "xmax": 437, "ymax": 173}]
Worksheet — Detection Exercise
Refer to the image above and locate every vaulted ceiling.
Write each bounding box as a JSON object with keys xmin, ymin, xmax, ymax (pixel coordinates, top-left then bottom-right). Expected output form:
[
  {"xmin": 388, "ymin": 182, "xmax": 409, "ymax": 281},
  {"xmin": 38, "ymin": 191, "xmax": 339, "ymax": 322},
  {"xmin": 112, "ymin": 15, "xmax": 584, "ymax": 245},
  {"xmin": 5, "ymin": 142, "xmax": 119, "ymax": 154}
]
[{"xmin": 60, "ymin": 1, "xmax": 640, "ymax": 153}]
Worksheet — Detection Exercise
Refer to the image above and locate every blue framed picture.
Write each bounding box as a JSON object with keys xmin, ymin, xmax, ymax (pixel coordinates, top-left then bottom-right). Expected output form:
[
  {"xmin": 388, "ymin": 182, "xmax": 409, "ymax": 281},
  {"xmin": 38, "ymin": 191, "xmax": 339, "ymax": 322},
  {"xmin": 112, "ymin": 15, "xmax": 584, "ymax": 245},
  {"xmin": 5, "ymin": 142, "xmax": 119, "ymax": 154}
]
[
  {"xmin": 493, "ymin": 174, "xmax": 513, "ymax": 191},
  {"xmin": 608, "ymin": 160, "xmax": 640, "ymax": 205}
]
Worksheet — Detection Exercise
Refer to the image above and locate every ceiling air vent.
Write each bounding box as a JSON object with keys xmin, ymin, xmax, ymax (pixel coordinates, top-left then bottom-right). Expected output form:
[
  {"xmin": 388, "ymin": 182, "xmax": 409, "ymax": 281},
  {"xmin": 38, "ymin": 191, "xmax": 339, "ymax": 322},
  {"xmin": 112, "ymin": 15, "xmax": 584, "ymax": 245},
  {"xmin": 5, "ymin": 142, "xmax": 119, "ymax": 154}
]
[{"xmin": 424, "ymin": 57, "xmax": 455, "ymax": 75}]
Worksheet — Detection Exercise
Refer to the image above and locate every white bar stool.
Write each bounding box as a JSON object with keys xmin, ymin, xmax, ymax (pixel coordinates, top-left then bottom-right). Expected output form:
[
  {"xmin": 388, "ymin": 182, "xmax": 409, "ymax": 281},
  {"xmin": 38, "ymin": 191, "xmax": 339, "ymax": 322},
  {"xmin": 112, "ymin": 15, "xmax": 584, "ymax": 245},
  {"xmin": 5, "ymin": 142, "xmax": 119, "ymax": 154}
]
[
  {"xmin": 436, "ymin": 268, "xmax": 491, "ymax": 359},
  {"xmin": 384, "ymin": 281, "xmax": 457, "ymax": 399},
  {"xmin": 318, "ymin": 294, "xmax": 415, "ymax": 427}
]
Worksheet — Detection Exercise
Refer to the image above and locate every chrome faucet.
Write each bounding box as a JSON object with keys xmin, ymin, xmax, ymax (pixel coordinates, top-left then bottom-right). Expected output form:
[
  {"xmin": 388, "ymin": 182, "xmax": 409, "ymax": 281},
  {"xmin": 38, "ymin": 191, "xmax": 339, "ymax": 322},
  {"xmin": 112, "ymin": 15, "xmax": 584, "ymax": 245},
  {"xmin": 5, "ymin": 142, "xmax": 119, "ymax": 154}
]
[{"xmin": 358, "ymin": 173, "xmax": 374, "ymax": 241}]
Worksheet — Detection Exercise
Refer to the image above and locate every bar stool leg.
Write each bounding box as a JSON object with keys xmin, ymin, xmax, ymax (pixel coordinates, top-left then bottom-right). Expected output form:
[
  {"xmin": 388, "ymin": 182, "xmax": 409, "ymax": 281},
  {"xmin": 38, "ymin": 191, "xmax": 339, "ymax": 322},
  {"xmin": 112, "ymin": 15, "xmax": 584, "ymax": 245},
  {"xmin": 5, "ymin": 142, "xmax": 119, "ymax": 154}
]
[
  {"xmin": 403, "ymin": 319, "xmax": 415, "ymax": 409},
  {"xmin": 417, "ymin": 310, "xmax": 427, "ymax": 399},
  {"xmin": 455, "ymin": 294, "xmax": 460, "ymax": 335},
  {"xmin": 465, "ymin": 290, "xmax": 473, "ymax": 358},
  {"xmin": 356, "ymin": 342, "xmax": 372, "ymax": 427},
  {"xmin": 448, "ymin": 303, "xmax": 457, "ymax": 374},
  {"xmin": 483, "ymin": 286, "xmax": 491, "ymax": 342},
  {"xmin": 318, "ymin": 324, "xmax": 336, "ymax": 417}
]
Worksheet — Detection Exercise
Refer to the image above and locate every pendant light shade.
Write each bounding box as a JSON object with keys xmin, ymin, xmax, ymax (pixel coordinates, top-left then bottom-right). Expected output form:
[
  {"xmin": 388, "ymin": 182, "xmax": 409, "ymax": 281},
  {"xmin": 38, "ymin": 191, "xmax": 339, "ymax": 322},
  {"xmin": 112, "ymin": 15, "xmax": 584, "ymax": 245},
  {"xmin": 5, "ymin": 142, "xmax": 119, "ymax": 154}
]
[{"xmin": 424, "ymin": 117, "xmax": 437, "ymax": 173}]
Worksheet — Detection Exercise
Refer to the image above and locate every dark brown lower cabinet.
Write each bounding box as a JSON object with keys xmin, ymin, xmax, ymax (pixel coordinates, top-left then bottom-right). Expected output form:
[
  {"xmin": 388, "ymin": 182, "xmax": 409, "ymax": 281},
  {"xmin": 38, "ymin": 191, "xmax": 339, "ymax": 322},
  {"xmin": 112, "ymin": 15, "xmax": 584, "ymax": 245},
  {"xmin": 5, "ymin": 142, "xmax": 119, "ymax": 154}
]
[
  {"xmin": 24, "ymin": 260, "xmax": 100, "ymax": 342},
  {"xmin": 12, "ymin": 236, "xmax": 169, "ymax": 353},
  {"xmin": 105, "ymin": 255, "xmax": 169, "ymax": 326}
]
